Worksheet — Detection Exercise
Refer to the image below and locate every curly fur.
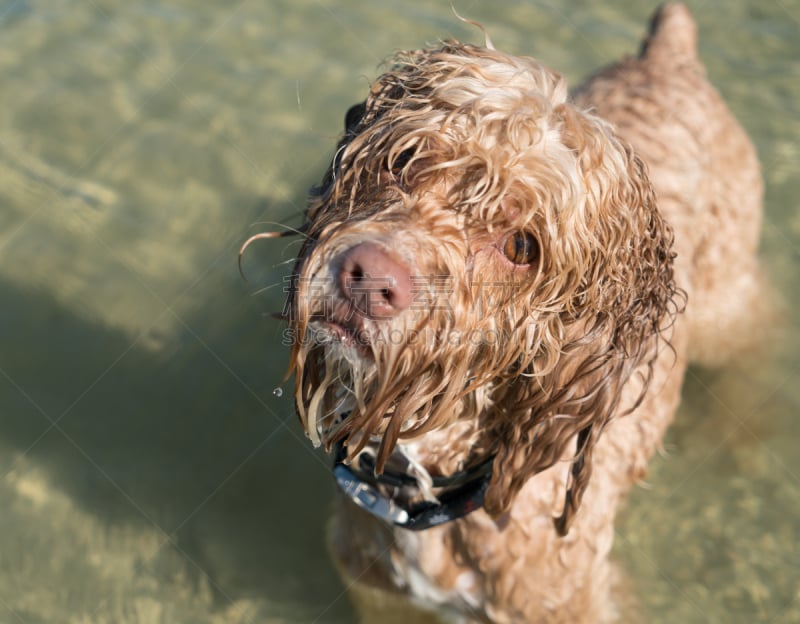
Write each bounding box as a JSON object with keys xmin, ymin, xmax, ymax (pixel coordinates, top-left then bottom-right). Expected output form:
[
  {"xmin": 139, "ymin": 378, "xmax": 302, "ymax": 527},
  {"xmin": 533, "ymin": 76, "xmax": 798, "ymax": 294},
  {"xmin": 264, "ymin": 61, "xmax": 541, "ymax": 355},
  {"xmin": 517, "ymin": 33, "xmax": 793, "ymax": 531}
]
[{"xmin": 264, "ymin": 4, "xmax": 763, "ymax": 622}]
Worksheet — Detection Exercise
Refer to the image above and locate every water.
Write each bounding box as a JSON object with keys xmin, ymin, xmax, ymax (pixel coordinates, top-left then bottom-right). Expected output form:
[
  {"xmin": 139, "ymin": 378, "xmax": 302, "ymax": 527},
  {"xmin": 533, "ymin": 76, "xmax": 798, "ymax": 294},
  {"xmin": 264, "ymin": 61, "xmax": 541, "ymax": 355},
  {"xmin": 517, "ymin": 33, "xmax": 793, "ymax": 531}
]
[{"xmin": 0, "ymin": 1, "xmax": 797, "ymax": 622}]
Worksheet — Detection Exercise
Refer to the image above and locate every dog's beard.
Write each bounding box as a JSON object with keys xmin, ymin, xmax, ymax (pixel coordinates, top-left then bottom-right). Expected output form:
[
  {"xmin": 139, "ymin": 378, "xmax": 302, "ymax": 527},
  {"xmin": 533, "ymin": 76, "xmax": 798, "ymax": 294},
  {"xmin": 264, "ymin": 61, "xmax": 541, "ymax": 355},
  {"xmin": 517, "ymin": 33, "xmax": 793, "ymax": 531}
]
[
  {"xmin": 300, "ymin": 321, "xmax": 447, "ymax": 450},
  {"xmin": 301, "ymin": 338, "xmax": 375, "ymax": 448},
  {"xmin": 290, "ymin": 268, "xmax": 553, "ymax": 476},
  {"xmin": 291, "ymin": 285, "xmax": 512, "ymax": 471}
]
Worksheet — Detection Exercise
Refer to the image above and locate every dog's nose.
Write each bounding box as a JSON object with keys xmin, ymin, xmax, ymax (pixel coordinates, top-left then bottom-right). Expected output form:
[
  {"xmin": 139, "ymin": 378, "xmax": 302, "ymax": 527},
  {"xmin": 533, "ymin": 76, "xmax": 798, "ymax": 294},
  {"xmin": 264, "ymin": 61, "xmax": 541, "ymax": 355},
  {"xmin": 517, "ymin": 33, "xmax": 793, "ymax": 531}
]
[{"xmin": 337, "ymin": 242, "xmax": 413, "ymax": 318}]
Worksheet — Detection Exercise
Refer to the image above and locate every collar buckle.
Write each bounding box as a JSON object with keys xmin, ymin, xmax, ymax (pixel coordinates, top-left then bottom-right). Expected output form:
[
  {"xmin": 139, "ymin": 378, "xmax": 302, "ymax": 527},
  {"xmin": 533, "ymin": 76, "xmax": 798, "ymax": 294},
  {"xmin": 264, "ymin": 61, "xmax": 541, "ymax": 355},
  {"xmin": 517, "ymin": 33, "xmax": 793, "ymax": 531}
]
[{"xmin": 334, "ymin": 463, "xmax": 411, "ymax": 524}]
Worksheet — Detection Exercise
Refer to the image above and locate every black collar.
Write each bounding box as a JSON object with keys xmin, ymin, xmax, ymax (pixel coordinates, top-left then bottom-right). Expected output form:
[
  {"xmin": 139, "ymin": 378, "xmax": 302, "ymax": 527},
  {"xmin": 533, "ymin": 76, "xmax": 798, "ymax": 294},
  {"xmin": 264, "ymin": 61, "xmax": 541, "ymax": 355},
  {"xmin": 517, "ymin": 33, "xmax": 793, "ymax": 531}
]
[{"xmin": 333, "ymin": 440, "xmax": 494, "ymax": 531}]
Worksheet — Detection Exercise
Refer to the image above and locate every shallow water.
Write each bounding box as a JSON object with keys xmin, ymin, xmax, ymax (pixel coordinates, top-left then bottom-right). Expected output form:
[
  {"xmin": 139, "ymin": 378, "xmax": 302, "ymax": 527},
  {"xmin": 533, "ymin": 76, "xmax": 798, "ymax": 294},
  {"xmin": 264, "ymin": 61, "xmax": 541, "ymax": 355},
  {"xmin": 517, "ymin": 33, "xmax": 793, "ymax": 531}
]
[{"xmin": 0, "ymin": 1, "xmax": 797, "ymax": 622}]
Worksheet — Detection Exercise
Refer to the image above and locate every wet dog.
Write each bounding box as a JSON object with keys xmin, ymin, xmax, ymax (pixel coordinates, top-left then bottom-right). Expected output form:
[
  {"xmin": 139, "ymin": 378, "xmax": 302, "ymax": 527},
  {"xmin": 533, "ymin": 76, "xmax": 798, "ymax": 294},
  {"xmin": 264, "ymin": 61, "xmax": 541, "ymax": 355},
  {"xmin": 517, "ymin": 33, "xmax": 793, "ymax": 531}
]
[{"xmin": 258, "ymin": 3, "xmax": 763, "ymax": 622}]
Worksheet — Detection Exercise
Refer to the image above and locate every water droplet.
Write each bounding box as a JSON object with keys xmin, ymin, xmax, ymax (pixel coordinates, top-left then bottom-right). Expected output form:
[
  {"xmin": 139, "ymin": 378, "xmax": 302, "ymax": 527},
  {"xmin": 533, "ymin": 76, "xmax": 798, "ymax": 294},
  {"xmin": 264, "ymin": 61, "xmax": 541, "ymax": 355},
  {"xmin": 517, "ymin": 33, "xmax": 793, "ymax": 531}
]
[{"xmin": 272, "ymin": 387, "xmax": 283, "ymax": 397}]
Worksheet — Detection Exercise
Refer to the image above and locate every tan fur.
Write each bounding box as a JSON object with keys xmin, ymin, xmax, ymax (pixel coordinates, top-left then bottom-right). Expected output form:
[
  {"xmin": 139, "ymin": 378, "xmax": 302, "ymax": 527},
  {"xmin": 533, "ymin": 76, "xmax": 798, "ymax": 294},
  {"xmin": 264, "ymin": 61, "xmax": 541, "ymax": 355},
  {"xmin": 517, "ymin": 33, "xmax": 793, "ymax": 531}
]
[{"xmin": 277, "ymin": 4, "xmax": 762, "ymax": 622}]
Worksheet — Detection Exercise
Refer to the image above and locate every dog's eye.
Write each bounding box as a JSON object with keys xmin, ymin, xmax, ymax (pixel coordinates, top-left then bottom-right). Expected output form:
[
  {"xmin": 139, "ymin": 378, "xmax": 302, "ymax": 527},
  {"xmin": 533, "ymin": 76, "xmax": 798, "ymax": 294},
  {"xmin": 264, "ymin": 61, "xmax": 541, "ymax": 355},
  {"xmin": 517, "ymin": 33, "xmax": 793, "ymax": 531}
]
[
  {"xmin": 388, "ymin": 148, "xmax": 415, "ymax": 177},
  {"xmin": 502, "ymin": 232, "xmax": 540, "ymax": 266}
]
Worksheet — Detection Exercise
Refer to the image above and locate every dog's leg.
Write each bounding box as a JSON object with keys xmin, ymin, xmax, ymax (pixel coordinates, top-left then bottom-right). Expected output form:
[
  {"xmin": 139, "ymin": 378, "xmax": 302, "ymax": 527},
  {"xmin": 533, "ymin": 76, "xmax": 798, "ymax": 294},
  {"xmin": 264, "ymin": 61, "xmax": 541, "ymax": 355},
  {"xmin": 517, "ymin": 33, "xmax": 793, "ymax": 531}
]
[{"xmin": 346, "ymin": 582, "xmax": 451, "ymax": 624}]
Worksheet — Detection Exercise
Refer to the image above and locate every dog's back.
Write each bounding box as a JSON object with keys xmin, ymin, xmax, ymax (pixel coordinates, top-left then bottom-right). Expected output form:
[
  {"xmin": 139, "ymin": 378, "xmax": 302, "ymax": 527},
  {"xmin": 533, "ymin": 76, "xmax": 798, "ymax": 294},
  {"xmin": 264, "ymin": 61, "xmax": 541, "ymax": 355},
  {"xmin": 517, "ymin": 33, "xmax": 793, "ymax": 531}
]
[{"xmin": 574, "ymin": 2, "xmax": 764, "ymax": 366}]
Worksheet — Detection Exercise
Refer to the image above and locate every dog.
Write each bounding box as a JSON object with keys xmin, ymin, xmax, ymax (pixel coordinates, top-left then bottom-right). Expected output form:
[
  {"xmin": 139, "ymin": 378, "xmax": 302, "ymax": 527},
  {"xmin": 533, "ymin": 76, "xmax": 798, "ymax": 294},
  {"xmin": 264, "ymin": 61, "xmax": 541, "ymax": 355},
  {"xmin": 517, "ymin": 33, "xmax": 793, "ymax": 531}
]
[{"xmin": 252, "ymin": 3, "xmax": 763, "ymax": 622}]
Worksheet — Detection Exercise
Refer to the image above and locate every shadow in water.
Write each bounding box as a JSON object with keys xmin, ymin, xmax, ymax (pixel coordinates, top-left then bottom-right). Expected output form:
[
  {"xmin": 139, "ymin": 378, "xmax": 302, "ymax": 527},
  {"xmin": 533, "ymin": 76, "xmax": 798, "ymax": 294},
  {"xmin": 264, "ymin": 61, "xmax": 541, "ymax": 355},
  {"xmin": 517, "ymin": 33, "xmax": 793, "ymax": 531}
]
[{"xmin": 0, "ymin": 273, "xmax": 354, "ymax": 622}]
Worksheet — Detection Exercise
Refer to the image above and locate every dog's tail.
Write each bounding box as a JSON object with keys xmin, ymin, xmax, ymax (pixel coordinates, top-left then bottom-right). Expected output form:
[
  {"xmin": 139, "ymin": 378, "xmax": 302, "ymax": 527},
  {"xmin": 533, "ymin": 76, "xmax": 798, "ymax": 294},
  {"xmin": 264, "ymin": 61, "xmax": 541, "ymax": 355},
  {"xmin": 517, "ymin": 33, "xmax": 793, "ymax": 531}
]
[{"xmin": 639, "ymin": 2, "xmax": 697, "ymax": 66}]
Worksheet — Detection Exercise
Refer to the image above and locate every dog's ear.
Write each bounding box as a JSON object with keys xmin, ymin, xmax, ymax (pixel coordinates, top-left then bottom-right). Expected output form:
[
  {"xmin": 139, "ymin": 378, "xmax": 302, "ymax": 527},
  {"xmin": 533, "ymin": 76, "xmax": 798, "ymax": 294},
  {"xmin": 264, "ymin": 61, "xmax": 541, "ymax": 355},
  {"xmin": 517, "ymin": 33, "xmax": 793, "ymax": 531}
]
[
  {"xmin": 483, "ymin": 111, "xmax": 683, "ymax": 534},
  {"xmin": 309, "ymin": 101, "xmax": 367, "ymax": 205},
  {"xmin": 345, "ymin": 101, "xmax": 366, "ymax": 134}
]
